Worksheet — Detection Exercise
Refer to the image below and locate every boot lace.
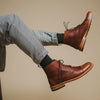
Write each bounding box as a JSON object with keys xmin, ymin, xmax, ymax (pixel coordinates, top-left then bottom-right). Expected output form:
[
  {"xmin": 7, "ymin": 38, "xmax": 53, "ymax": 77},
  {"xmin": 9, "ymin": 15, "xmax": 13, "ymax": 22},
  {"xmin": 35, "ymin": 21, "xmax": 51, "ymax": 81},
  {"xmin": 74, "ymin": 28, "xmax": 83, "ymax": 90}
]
[
  {"xmin": 63, "ymin": 21, "xmax": 75, "ymax": 30},
  {"xmin": 58, "ymin": 60, "xmax": 72, "ymax": 81},
  {"xmin": 58, "ymin": 60, "xmax": 64, "ymax": 81},
  {"xmin": 63, "ymin": 21, "xmax": 82, "ymax": 31}
]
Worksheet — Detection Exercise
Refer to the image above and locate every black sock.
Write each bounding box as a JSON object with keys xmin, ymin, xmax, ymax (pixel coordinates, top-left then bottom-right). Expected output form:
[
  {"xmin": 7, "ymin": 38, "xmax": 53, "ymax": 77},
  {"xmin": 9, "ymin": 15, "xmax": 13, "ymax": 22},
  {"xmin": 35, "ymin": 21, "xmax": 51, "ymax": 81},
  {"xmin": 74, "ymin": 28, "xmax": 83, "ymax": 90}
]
[
  {"xmin": 57, "ymin": 33, "xmax": 64, "ymax": 43},
  {"xmin": 40, "ymin": 55, "xmax": 53, "ymax": 68}
]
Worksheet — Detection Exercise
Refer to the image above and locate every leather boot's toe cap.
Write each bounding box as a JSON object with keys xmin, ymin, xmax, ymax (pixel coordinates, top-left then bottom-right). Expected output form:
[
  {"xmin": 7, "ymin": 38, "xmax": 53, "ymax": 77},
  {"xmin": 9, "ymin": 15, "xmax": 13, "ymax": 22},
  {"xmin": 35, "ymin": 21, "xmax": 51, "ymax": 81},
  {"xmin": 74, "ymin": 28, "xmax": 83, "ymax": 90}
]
[
  {"xmin": 81, "ymin": 62, "xmax": 93, "ymax": 72},
  {"xmin": 87, "ymin": 11, "xmax": 92, "ymax": 20}
]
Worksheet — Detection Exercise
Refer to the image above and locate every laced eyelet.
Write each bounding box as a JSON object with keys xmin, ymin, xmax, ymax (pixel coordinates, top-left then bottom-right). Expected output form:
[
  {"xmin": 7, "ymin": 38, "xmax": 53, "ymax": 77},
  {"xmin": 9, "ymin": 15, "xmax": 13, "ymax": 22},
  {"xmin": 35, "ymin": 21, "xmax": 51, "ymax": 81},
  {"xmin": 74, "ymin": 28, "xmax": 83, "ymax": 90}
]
[{"xmin": 58, "ymin": 59, "xmax": 64, "ymax": 64}]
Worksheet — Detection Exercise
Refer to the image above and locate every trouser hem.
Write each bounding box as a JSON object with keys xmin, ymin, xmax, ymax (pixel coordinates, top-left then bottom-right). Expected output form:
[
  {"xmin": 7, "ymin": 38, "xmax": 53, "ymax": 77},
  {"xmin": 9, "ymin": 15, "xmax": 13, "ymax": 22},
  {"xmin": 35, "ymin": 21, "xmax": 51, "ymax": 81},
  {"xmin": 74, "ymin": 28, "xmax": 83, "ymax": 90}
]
[{"xmin": 35, "ymin": 49, "xmax": 48, "ymax": 64}]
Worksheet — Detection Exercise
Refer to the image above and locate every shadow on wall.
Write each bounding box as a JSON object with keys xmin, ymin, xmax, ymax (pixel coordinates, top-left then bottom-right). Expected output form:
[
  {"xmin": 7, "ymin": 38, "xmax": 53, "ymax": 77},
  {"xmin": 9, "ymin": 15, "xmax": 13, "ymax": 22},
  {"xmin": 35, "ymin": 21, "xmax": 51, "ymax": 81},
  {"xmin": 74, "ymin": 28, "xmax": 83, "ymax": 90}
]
[{"xmin": 0, "ymin": 80, "xmax": 2, "ymax": 100}]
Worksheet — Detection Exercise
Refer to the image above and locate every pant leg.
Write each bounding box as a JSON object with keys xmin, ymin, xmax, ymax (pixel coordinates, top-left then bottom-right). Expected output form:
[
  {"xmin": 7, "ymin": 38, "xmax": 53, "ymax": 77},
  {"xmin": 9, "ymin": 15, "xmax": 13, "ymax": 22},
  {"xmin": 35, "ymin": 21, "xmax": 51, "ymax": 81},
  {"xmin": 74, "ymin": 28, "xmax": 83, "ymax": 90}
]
[
  {"xmin": 0, "ymin": 14, "xmax": 48, "ymax": 64},
  {"xmin": 31, "ymin": 30, "xmax": 58, "ymax": 46}
]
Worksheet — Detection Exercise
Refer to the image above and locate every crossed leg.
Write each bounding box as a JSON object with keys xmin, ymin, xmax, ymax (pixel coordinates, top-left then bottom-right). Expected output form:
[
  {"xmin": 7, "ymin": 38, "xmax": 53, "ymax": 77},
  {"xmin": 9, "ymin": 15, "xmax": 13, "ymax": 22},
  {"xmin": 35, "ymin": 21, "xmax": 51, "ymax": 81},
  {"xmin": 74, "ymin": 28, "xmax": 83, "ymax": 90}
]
[
  {"xmin": 0, "ymin": 12, "xmax": 93, "ymax": 91},
  {"xmin": 0, "ymin": 14, "xmax": 48, "ymax": 64}
]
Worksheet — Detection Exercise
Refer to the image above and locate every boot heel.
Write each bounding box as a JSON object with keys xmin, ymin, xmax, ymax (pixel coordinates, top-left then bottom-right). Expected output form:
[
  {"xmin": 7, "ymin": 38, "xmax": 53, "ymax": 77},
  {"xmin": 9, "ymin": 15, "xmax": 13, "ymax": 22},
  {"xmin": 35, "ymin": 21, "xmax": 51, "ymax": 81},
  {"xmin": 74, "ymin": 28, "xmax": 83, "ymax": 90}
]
[
  {"xmin": 51, "ymin": 84, "xmax": 65, "ymax": 91},
  {"xmin": 79, "ymin": 16, "xmax": 92, "ymax": 51},
  {"xmin": 80, "ymin": 36, "xmax": 86, "ymax": 51}
]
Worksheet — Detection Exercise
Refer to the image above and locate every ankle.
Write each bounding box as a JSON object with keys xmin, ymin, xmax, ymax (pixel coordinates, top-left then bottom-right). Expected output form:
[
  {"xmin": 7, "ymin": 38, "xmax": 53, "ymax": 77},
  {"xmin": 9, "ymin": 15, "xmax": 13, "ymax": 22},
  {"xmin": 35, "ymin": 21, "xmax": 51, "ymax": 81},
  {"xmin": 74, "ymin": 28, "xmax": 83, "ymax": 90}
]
[{"xmin": 40, "ymin": 55, "xmax": 53, "ymax": 68}]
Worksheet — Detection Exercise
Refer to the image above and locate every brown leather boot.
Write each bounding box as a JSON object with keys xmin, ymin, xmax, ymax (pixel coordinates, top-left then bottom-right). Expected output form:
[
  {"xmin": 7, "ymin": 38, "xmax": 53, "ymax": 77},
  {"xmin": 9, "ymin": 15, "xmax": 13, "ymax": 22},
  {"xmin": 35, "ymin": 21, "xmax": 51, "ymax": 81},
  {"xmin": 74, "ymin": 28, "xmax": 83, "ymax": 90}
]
[
  {"xmin": 43, "ymin": 60, "xmax": 93, "ymax": 91},
  {"xmin": 63, "ymin": 11, "xmax": 92, "ymax": 51}
]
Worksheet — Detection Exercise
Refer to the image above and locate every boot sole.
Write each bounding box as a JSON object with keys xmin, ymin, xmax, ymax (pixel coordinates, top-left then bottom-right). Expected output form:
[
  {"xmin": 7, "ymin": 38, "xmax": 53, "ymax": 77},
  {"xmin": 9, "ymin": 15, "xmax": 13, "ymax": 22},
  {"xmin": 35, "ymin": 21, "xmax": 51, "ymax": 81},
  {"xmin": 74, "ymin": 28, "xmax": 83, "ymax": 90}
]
[
  {"xmin": 79, "ymin": 11, "xmax": 92, "ymax": 51},
  {"xmin": 51, "ymin": 63, "xmax": 93, "ymax": 91}
]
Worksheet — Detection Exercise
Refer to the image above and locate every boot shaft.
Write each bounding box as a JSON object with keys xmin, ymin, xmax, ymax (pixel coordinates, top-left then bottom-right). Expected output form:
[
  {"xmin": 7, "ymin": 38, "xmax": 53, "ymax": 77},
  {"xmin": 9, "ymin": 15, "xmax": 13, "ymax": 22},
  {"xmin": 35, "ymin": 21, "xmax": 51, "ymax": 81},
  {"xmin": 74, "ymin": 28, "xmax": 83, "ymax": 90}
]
[{"xmin": 63, "ymin": 11, "xmax": 92, "ymax": 51}]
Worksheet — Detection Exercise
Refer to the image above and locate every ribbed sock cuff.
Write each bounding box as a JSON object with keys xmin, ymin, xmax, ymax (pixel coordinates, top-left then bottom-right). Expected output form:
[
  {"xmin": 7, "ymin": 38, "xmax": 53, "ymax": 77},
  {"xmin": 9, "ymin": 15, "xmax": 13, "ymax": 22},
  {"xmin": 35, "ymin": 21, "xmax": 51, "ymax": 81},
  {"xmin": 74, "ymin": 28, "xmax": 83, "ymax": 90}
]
[
  {"xmin": 40, "ymin": 55, "xmax": 53, "ymax": 68},
  {"xmin": 57, "ymin": 33, "xmax": 64, "ymax": 43}
]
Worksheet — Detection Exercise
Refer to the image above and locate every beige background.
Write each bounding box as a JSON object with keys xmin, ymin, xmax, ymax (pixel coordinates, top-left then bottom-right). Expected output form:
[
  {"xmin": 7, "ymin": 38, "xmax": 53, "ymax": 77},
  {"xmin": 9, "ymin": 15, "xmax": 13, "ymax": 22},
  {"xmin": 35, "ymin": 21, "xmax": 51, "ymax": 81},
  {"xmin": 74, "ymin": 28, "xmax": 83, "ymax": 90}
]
[{"xmin": 0, "ymin": 0, "xmax": 100, "ymax": 100}]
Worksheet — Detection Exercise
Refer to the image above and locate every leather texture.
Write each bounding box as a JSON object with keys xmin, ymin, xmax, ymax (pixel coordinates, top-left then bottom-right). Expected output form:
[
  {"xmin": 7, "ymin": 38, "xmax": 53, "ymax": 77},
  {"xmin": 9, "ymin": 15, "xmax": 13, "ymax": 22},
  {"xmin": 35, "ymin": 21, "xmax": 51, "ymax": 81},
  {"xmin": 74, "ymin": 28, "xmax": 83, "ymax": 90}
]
[
  {"xmin": 43, "ymin": 60, "xmax": 92, "ymax": 87},
  {"xmin": 63, "ymin": 11, "xmax": 92, "ymax": 50}
]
